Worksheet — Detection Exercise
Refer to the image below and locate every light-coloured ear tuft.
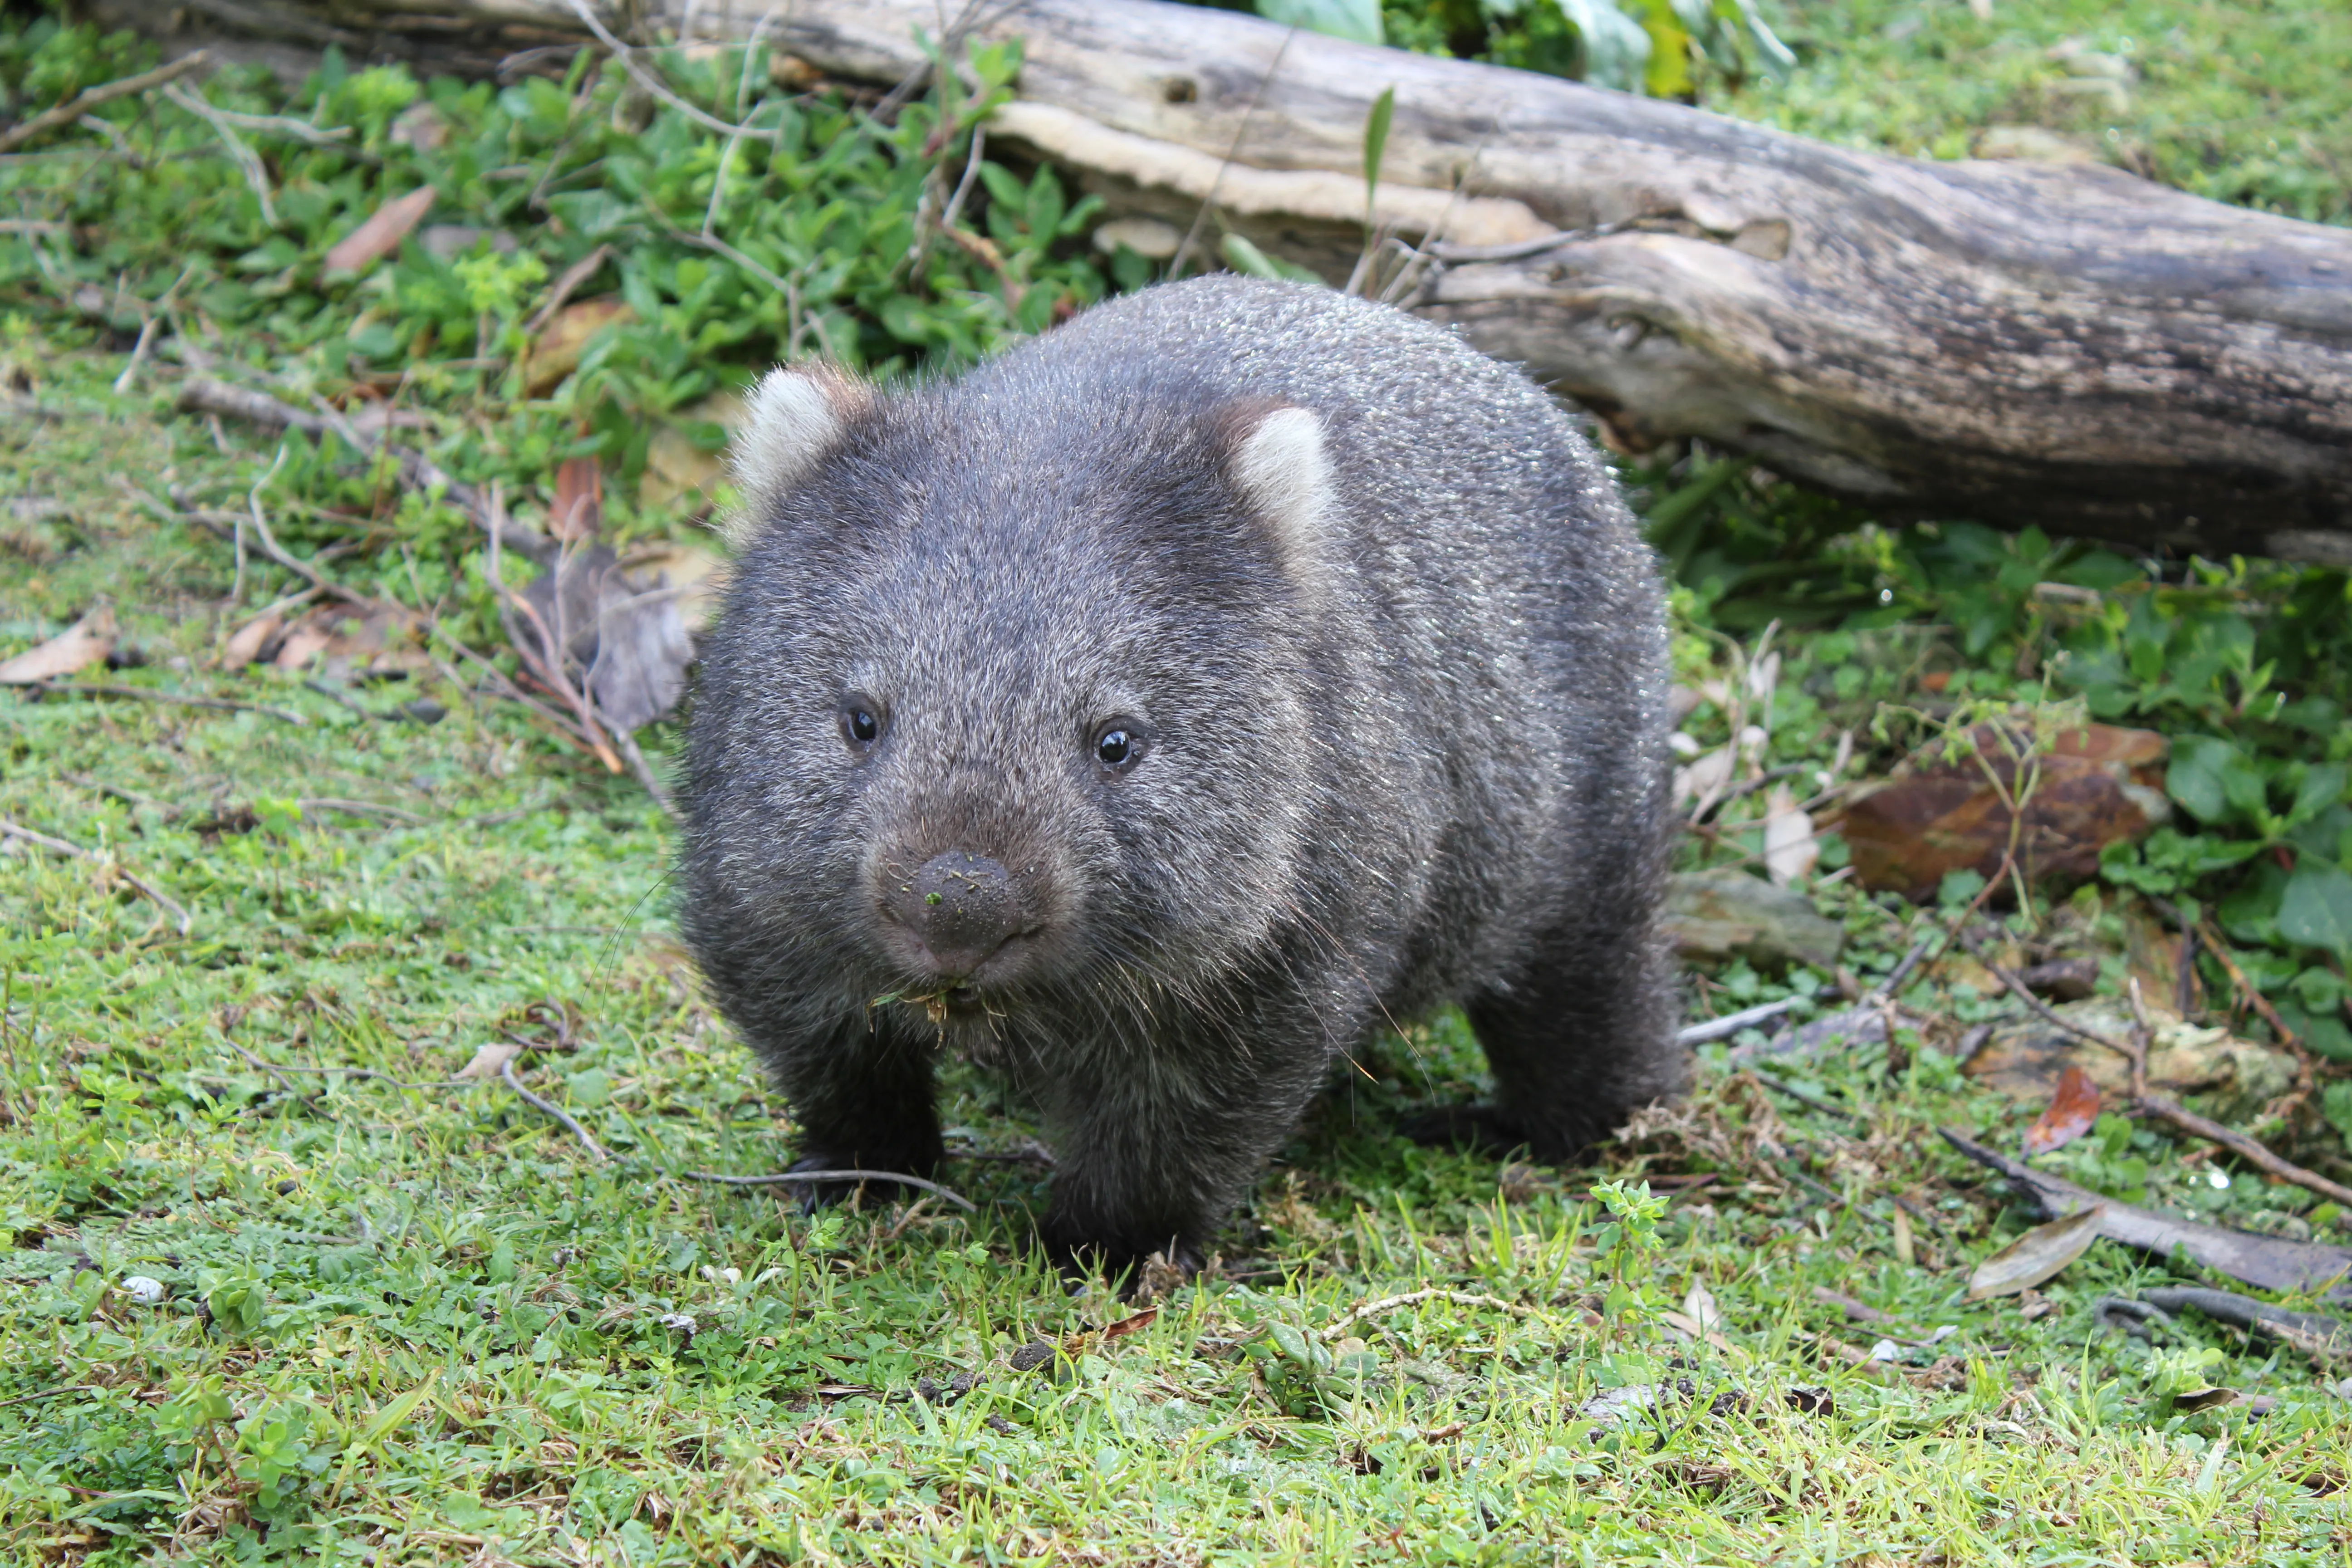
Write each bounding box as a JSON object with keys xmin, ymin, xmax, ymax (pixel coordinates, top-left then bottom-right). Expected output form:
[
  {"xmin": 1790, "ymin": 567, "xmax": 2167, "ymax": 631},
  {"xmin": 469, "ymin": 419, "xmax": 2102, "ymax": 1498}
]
[
  {"xmin": 723, "ymin": 365, "xmax": 867, "ymax": 550},
  {"xmin": 1226, "ymin": 405, "xmax": 1336, "ymax": 576}
]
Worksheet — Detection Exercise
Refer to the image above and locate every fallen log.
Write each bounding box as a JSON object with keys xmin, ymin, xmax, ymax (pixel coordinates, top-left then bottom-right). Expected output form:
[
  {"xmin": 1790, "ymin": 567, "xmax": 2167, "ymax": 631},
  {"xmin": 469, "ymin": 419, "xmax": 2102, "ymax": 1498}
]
[{"xmin": 109, "ymin": 0, "xmax": 2352, "ymax": 564}]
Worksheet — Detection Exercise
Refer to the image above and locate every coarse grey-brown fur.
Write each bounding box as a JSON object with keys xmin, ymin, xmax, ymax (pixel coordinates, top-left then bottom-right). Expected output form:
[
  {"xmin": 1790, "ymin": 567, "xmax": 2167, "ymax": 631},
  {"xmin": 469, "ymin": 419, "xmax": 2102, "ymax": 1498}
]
[{"xmin": 678, "ymin": 276, "xmax": 1684, "ymax": 1278}]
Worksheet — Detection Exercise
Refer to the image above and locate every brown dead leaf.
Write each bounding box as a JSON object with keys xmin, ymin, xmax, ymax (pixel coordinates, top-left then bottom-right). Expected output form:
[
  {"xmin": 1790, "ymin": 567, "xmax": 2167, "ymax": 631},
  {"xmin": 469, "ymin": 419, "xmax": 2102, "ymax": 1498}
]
[
  {"xmin": 1658, "ymin": 1458, "xmax": 1735, "ymax": 1495},
  {"xmin": 1965, "ymin": 1205, "xmax": 2104, "ymax": 1301},
  {"xmin": 617, "ymin": 543, "xmax": 727, "ymax": 635},
  {"xmin": 519, "ymin": 544, "xmax": 696, "ymax": 734},
  {"xmin": 2122, "ymin": 899, "xmax": 2195, "ymax": 1011},
  {"xmin": 1844, "ymin": 723, "xmax": 2170, "ymax": 901},
  {"xmin": 453, "ymin": 1042, "xmax": 523, "ymax": 1082},
  {"xmin": 1965, "ymin": 998, "xmax": 2296, "ymax": 1121},
  {"xmin": 638, "ymin": 393, "xmax": 746, "ymax": 514},
  {"xmin": 1100, "ymin": 1307, "xmax": 1158, "ymax": 1341},
  {"xmin": 220, "ymin": 610, "xmax": 285, "ymax": 671},
  {"xmin": 1762, "ymin": 785, "xmax": 1819, "ymax": 886},
  {"xmin": 271, "ymin": 602, "xmax": 429, "ymax": 680},
  {"xmin": 323, "ymin": 186, "xmax": 437, "ymax": 274},
  {"xmin": 524, "ymin": 296, "xmax": 635, "ymax": 395},
  {"xmin": 549, "ymin": 456, "xmax": 604, "ymax": 543},
  {"xmin": 0, "ymin": 604, "xmax": 114, "ymax": 683},
  {"xmin": 2021, "ymin": 1065, "xmax": 2102, "ymax": 1157},
  {"xmin": 1671, "ymin": 744, "xmax": 1735, "ymax": 806}
]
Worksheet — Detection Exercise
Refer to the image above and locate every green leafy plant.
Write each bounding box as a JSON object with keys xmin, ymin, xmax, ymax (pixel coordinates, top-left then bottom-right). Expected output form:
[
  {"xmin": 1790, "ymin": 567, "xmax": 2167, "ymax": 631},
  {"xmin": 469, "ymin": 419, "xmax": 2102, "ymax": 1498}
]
[
  {"xmin": 1587, "ymin": 1177, "xmax": 1667, "ymax": 1312},
  {"xmin": 1259, "ymin": 0, "xmax": 1387, "ymax": 44}
]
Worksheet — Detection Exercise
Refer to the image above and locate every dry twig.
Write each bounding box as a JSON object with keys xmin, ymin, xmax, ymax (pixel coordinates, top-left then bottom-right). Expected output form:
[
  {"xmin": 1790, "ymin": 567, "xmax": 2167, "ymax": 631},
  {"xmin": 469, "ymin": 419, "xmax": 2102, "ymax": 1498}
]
[
  {"xmin": 679, "ymin": 1167, "xmax": 977, "ymax": 1212},
  {"xmin": 22, "ymin": 680, "xmax": 307, "ymax": 725},
  {"xmin": 1317, "ymin": 1288, "xmax": 1539, "ymax": 1342},
  {"xmin": 0, "ymin": 52, "xmax": 211, "ymax": 155},
  {"xmin": 2195, "ymin": 914, "xmax": 2322, "ymax": 1124},
  {"xmin": 0, "ymin": 815, "xmax": 191, "ymax": 935},
  {"xmin": 1975, "ymin": 944, "xmax": 2352, "ymax": 1210},
  {"xmin": 499, "ymin": 1055, "xmax": 612, "ymax": 1164}
]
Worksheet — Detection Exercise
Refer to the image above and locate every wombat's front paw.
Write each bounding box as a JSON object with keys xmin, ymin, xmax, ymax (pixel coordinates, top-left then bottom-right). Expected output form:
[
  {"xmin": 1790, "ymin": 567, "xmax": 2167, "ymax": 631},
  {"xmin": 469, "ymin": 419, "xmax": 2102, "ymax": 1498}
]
[{"xmin": 1040, "ymin": 1229, "xmax": 1205, "ymax": 1299}]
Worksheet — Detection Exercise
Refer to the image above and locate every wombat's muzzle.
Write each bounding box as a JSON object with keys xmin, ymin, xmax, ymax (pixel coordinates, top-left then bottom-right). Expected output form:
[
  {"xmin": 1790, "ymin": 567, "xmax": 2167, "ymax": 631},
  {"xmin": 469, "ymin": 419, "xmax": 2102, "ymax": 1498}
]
[{"xmin": 880, "ymin": 850, "xmax": 1038, "ymax": 985}]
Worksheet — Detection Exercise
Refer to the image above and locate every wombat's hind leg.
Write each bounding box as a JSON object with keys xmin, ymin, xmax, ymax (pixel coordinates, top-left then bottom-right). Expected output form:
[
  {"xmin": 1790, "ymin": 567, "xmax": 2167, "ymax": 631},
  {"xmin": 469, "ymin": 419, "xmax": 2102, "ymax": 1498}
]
[{"xmin": 1428, "ymin": 912, "xmax": 1686, "ymax": 1162}]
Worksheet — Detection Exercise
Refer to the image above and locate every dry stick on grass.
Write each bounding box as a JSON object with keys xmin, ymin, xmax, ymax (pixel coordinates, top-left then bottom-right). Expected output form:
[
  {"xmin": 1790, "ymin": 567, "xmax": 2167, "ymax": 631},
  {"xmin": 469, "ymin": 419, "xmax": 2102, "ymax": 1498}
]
[
  {"xmin": 422, "ymin": 643, "xmax": 610, "ymax": 768},
  {"xmin": 176, "ymin": 379, "xmax": 554, "ymax": 565},
  {"xmin": 23, "ymin": 680, "xmax": 308, "ymax": 725},
  {"xmin": 1742, "ymin": 1067, "xmax": 1866, "ymax": 1127},
  {"xmin": 175, "ymin": 394, "xmax": 671, "ymax": 808},
  {"xmin": 0, "ymin": 52, "xmax": 211, "ymax": 155},
  {"xmin": 1974, "ymin": 943, "xmax": 2352, "ymax": 1210},
  {"xmin": 488, "ymin": 513, "xmax": 624, "ymax": 775},
  {"xmin": 880, "ymin": 1196, "xmax": 937, "ymax": 1242},
  {"xmin": 499, "ymin": 1055, "xmax": 612, "ymax": 1164},
  {"xmin": 678, "ymin": 1168, "xmax": 978, "ymax": 1212},
  {"xmin": 224, "ymin": 1039, "xmax": 312, "ymax": 1101},
  {"xmin": 1317, "ymin": 1288, "xmax": 1540, "ymax": 1342},
  {"xmin": 0, "ymin": 816, "xmax": 192, "ymax": 935},
  {"xmin": 2195, "ymin": 913, "xmax": 2322, "ymax": 1123},
  {"xmin": 557, "ymin": 0, "xmax": 785, "ymax": 141},
  {"xmin": 523, "ymin": 243, "xmax": 613, "ymax": 334},
  {"xmin": 159, "ymin": 80, "xmax": 278, "ymax": 227},
  {"xmin": 219, "ymin": 1049, "xmax": 455, "ymax": 1089}
]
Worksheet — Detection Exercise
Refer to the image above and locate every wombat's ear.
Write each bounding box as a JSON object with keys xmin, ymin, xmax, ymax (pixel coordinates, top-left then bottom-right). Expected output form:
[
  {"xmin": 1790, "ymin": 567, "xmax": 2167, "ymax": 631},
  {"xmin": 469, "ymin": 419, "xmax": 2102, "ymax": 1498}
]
[
  {"xmin": 1219, "ymin": 402, "xmax": 1335, "ymax": 582},
  {"xmin": 724, "ymin": 364, "xmax": 873, "ymax": 549}
]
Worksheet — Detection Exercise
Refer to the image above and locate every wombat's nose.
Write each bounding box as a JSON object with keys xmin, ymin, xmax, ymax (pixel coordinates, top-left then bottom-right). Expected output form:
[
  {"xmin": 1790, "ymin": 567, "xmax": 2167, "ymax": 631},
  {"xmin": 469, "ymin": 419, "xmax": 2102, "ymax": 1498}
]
[{"xmin": 885, "ymin": 852, "xmax": 1024, "ymax": 979}]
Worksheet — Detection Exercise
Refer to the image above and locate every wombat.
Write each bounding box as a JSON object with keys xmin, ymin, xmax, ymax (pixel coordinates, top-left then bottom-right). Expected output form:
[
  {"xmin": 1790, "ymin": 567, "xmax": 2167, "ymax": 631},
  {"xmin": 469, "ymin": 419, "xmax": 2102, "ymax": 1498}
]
[{"xmin": 679, "ymin": 275, "xmax": 1684, "ymax": 1277}]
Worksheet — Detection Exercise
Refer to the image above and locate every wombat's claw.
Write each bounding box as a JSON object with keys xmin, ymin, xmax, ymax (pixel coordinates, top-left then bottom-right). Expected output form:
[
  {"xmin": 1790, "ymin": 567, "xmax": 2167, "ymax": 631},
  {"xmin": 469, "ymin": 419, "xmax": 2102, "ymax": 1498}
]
[{"xmin": 1397, "ymin": 1104, "xmax": 1532, "ymax": 1156}]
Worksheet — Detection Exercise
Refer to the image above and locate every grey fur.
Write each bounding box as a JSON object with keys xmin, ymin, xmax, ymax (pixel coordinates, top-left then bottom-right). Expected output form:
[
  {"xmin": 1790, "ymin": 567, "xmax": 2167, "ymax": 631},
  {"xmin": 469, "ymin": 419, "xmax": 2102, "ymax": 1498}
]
[{"xmin": 679, "ymin": 276, "xmax": 1685, "ymax": 1276}]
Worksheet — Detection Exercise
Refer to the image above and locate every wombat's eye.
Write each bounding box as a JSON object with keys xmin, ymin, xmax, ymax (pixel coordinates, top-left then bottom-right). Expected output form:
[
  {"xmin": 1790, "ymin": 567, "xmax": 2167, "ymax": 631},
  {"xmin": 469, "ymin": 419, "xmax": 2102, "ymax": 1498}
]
[
  {"xmin": 1093, "ymin": 721, "xmax": 1146, "ymax": 771},
  {"xmin": 841, "ymin": 701, "xmax": 883, "ymax": 749}
]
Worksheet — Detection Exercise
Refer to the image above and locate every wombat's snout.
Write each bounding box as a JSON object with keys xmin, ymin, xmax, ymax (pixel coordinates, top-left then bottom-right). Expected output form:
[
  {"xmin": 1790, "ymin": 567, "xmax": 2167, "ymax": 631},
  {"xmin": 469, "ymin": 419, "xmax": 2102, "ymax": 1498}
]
[{"xmin": 882, "ymin": 851, "xmax": 1034, "ymax": 983}]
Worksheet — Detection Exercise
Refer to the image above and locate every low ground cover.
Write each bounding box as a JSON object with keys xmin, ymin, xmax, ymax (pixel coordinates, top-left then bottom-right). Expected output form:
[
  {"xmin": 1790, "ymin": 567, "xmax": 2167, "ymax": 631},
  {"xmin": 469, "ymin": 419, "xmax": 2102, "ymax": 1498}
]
[{"xmin": 3, "ymin": 2, "xmax": 2351, "ymax": 1562}]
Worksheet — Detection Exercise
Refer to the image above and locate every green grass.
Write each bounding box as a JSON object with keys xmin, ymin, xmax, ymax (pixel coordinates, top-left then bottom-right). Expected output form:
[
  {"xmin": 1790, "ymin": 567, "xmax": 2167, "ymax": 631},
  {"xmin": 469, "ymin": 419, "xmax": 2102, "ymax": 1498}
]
[
  {"xmin": 1724, "ymin": 0, "xmax": 2352, "ymax": 226},
  {"xmin": 1373, "ymin": 0, "xmax": 2352, "ymax": 229},
  {"xmin": 8, "ymin": 337, "xmax": 2352, "ymax": 1566},
  {"xmin": 5, "ymin": 0, "xmax": 2352, "ymax": 1560}
]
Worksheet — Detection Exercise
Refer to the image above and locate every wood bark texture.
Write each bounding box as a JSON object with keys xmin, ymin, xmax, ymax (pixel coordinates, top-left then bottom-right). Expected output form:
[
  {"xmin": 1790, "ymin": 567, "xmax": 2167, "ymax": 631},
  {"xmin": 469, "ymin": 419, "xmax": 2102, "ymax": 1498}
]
[{"xmin": 117, "ymin": 0, "xmax": 2352, "ymax": 564}]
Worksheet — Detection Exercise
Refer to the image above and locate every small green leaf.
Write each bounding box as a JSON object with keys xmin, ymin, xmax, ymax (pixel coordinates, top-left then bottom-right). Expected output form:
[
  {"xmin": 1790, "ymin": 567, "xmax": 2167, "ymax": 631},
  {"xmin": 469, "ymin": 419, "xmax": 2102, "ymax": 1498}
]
[
  {"xmin": 2278, "ymin": 861, "xmax": 2352, "ymax": 955},
  {"xmin": 1219, "ymin": 234, "xmax": 1324, "ymax": 285},
  {"xmin": 2323, "ymin": 1081, "xmax": 2352, "ymax": 1143},
  {"xmin": 2167, "ymin": 736, "xmax": 2251, "ymax": 826},
  {"xmin": 1937, "ymin": 868, "xmax": 1987, "ymax": 908},
  {"xmin": 1362, "ymin": 84, "xmax": 1396, "ymax": 219},
  {"xmin": 1554, "ymin": 0, "xmax": 1656, "ymax": 93},
  {"xmin": 1256, "ymin": 0, "xmax": 1383, "ymax": 46},
  {"xmin": 2287, "ymin": 763, "xmax": 2348, "ymax": 828}
]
